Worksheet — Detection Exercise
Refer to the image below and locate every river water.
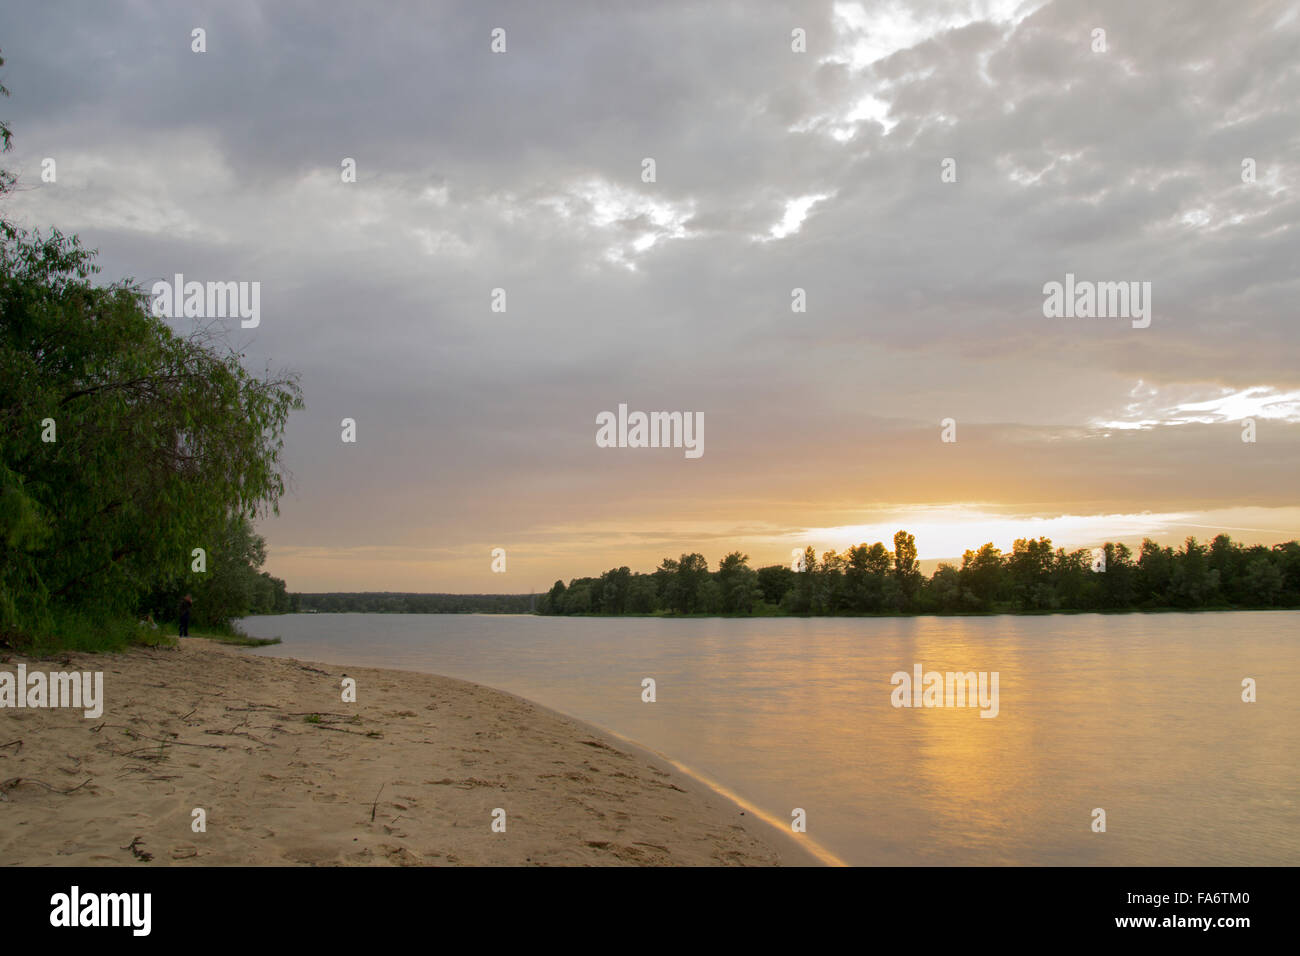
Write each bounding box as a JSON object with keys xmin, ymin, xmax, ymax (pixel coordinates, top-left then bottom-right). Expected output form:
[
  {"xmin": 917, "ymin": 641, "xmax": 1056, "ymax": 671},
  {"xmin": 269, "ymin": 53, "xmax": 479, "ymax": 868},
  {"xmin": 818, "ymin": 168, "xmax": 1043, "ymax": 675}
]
[{"xmin": 238, "ymin": 611, "xmax": 1300, "ymax": 866}]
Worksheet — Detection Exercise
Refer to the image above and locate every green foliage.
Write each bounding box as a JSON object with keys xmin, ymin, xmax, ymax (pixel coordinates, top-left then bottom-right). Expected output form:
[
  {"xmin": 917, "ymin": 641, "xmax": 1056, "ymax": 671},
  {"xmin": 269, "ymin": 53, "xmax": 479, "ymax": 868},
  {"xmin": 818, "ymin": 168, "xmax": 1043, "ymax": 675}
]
[
  {"xmin": 141, "ymin": 515, "xmax": 293, "ymax": 630},
  {"xmin": 0, "ymin": 89, "xmax": 302, "ymax": 648},
  {"xmin": 296, "ymin": 592, "xmax": 535, "ymax": 614},
  {"xmin": 535, "ymin": 531, "xmax": 1300, "ymax": 617},
  {"xmin": 717, "ymin": 552, "xmax": 761, "ymax": 613},
  {"xmin": 24, "ymin": 605, "xmax": 175, "ymax": 655},
  {"xmin": 756, "ymin": 563, "xmax": 796, "ymax": 605},
  {"xmin": 0, "ymin": 227, "xmax": 301, "ymax": 644}
]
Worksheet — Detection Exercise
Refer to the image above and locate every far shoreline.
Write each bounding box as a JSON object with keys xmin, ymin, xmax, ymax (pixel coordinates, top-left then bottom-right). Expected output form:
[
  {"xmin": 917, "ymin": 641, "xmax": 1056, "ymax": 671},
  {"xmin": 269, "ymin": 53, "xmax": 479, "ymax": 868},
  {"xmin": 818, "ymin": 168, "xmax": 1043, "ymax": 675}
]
[{"xmin": 266, "ymin": 605, "xmax": 1300, "ymax": 618}]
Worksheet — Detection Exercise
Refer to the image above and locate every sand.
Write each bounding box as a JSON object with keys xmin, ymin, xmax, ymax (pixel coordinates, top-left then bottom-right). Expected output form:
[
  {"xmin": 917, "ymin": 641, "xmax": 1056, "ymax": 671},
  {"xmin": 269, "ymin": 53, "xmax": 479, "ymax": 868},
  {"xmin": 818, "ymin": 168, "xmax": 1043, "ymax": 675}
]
[{"xmin": 0, "ymin": 638, "xmax": 811, "ymax": 866}]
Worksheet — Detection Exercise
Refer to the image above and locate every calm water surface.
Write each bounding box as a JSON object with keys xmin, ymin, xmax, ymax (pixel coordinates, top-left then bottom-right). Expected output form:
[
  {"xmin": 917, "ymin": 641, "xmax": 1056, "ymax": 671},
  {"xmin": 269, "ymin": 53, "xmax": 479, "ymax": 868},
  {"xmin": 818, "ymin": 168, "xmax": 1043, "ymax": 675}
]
[{"xmin": 237, "ymin": 612, "xmax": 1300, "ymax": 866}]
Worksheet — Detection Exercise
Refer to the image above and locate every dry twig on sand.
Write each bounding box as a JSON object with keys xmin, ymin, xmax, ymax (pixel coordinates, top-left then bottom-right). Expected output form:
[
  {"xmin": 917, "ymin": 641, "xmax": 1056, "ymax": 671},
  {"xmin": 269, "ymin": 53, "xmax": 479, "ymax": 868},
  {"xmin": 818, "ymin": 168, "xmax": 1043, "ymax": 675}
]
[{"xmin": 1, "ymin": 776, "xmax": 92, "ymax": 796}]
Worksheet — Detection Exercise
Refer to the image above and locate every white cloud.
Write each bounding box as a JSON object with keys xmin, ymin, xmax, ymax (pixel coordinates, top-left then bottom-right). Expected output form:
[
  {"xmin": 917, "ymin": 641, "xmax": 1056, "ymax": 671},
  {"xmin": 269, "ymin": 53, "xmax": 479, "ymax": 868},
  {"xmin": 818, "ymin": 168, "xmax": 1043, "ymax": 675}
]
[
  {"xmin": 758, "ymin": 193, "xmax": 832, "ymax": 241},
  {"xmin": 1092, "ymin": 385, "xmax": 1300, "ymax": 430}
]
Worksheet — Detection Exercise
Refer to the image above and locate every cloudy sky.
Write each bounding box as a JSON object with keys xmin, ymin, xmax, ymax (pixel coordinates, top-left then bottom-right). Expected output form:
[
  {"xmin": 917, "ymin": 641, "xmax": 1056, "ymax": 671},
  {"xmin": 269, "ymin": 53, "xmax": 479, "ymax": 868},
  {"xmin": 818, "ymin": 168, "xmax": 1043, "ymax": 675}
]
[{"xmin": 2, "ymin": 0, "xmax": 1298, "ymax": 592}]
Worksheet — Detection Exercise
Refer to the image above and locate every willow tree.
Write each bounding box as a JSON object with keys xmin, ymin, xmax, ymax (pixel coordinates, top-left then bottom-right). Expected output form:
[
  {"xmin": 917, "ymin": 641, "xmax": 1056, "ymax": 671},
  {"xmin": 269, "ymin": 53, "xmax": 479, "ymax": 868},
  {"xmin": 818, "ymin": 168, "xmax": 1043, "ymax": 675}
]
[
  {"xmin": 0, "ymin": 228, "xmax": 301, "ymax": 639},
  {"xmin": 0, "ymin": 70, "xmax": 301, "ymax": 640}
]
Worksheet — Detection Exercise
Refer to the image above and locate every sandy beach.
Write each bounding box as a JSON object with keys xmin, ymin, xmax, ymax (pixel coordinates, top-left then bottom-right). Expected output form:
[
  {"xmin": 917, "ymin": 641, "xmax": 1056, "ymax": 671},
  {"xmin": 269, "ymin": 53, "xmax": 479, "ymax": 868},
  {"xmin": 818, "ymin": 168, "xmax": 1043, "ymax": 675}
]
[{"xmin": 0, "ymin": 638, "xmax": 809, "ymax": 866}]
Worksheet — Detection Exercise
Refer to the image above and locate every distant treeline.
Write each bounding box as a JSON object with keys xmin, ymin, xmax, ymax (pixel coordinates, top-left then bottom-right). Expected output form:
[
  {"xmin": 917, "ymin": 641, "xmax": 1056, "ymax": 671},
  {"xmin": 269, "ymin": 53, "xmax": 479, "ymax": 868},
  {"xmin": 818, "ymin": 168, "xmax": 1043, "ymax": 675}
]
[
  {"xmin": 538, "ymin": 532, "xmax": 1300, "ymax": 616},
  {"xmin": 294, "ymin": 592, "xmax": 535, "ymax": 614}
]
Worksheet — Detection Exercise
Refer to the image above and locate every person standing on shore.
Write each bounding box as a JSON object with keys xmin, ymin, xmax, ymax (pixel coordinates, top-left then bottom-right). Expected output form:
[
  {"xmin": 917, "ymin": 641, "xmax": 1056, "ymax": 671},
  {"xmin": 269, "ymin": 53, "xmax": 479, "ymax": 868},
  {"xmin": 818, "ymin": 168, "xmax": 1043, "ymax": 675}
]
[{"xmin": 178, "ymin": 594, "xmax": 193, "ymax": 637}]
